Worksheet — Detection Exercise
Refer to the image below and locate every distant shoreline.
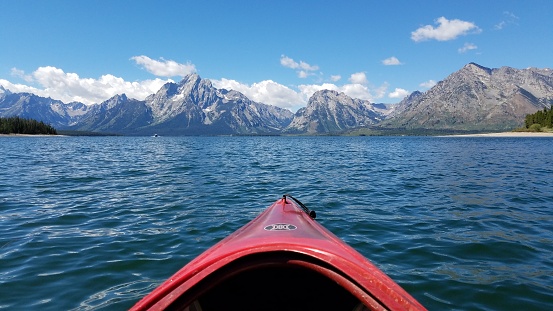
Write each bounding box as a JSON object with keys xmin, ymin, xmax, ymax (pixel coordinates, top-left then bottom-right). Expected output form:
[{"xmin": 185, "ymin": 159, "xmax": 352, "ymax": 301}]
[
  {"xmin": 2, "ymin": 132, "xmax": 553, "ymax": 138},
  {"xmin": 444, "ymin": 132, "xmax": 553, "ymax": 137},
  {"xmin": 0, "ymin": 134, "xmax": 64, "ymax": 137}
]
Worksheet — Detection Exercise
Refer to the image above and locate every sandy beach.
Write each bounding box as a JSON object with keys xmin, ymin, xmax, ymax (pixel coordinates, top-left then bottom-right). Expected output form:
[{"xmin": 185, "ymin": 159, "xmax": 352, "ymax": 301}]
[{"xmin": 445, "ymin": 131, "xmax": 553, "ymax": 137}]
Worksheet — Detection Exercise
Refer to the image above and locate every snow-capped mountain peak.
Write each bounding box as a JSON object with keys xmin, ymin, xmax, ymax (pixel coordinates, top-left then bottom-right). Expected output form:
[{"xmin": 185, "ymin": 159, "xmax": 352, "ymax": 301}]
[{"xmin": 0, "ymin": 85, "xmax": 11, "ymax": 96}]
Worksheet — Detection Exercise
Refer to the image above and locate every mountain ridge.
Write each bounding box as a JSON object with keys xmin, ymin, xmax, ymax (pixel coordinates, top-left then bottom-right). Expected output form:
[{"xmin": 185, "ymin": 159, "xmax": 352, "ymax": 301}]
[
  {"xmin": 69, "ymin": 74, "xmax": 294, "ymax": 135},
  {"xmin": 382, "ymin": 63, "xmax": 553, "ymax": 131},
  {"xmin": 1, "ymin": 63, "xmax": 552, "ymax": 135},
  {"xmin": 284, "ymin": 90, "xmax": 392, "ymax": 134}
]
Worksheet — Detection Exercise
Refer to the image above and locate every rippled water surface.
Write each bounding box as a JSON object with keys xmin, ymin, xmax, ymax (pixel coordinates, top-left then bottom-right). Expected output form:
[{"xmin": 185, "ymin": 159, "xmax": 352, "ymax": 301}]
[{"xmin": 1, "ymin": 136, "xmax": 552, "ymax": 310}]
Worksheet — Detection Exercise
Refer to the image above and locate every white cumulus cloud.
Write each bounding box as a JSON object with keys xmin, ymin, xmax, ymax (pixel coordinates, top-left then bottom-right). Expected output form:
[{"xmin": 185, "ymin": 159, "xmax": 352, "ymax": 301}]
[
  {"xmin": 212, "ymin": 78, "xmax": 305, "ymax": 112},
  {"xmin": 411, "ymin": 17, "xmax": 481, "ymax": 42},
  {"xmin": 388, "ymin": 88, "xmax": 410, "ymax": 99},
  {"xmin": 131, "ymin": 55, "xmax": 196, "ymax": 77},
  {"xmin": 349, "ymin": 72, "xmax": 368, "ymax": 85},
  {"xmin": 280, "ymin": 55, "xmax": 298, "ymax": 69},
  {"xmin": 280, "ymin": 55, "xmax": 319, "ymax": 78},
  {"xmin": 341, "ymin": 83, "xmax": 372, "ymax": 101},
  {"xmin": 458, "ymin": 42, "xmax": 477, "ymax": 53},
  {"xmin": 2, "ymin": 66, "xmax": 170, "ymax": 105},
  {"xmin": 382, "ymin": 56, "xmax": 402, "ymax": 65},
  {"xmin": 420, "ymin": 80, "xmax": 437, "ymax": 89},
  {"xmin": 0, "ymin": 79, "xmax": 42, "ymax": 95}
]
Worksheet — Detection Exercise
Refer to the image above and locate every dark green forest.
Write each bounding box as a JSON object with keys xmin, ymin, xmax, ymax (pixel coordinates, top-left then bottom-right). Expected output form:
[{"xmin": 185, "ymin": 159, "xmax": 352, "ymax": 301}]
[
  {"xmin": 523, "ymin": 107, "xmax": 553, "ymax": 131},
  {"xmin": 0, "ymin": 116, "xmax": 58, "ymax": 135}
]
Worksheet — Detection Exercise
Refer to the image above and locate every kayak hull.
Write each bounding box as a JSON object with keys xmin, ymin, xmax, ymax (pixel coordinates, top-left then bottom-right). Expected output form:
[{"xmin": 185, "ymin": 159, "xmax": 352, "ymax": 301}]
[{"xmin": 131, "ymin": 196, "xmax": 426, "ymax": 311}]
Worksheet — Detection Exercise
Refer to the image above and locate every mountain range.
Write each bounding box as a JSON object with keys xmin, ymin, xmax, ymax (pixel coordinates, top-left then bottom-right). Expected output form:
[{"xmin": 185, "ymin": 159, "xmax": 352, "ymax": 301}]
[
  {"xmin": 1, "ymin": 63, "xmax": 552, "ymax": 135},
  {"xmin": 382, "ymin": 63, "xmax": 553, "ymax": 131}
]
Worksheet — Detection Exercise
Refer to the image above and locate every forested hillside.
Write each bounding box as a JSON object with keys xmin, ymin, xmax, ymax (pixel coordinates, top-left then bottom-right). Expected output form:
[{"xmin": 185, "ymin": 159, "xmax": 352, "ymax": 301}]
[{"xmin": 0, "ymin": 116, "xmax": 58, "ymax": 135}]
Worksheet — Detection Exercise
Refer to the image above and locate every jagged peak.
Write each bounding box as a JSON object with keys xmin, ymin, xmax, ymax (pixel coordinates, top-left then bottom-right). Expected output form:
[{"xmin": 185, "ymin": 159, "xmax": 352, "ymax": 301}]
[
  {"xmin": 178, "ymin": 73, "xmax": 202, "ymax": 86},
  {"xmin": 220, "ymin": 89, "xmax": 248, "ymax": 101},
  {"xmin": 311, "ymin": 89, "xmax": 374, "ymax": 105},
  {"xmin": 157, "ymin": 81, "xmax": 179, "ymax": 96},
  {"xmin": 0, "ymin": 85, "xmax": 15, "ymax": 96},
  {"xmin": 406, "ymin": 90, "xmax": 422, "ymax": 101},
  {"xmin": 308, "ymin": 90, "xmax": 341, "ymax": 106},
  {"xmin": 102, "ymin": 93, "xmax": 128, "ymax": 105},
  {"xmin": 313, "ymin": 89, "xmax": 343, "ymax": 97},
  {"xmin": 467, "ymin": 62, "xmax": 488, "ymax": 69},
  {"xmin": 463, "ymin": 62, "xmax": 492, "ymax": 75},
  {"xmin": 115, "ymin": 93, "xmax": 128, "ymax": 101},
  {"xmin": 161, "ymin": 80, "xmax": 178, "ymax": 89},
  {"xmin": 311, "ymin": 90, "xmax": 353, "ymax": 103},
  {"xmin": 314, "ymin": 89, "xmax": 338, "ymax": 95},
  {"xmin": 175, "ymin": 73, "xmax": 215, "ymax": 95}
]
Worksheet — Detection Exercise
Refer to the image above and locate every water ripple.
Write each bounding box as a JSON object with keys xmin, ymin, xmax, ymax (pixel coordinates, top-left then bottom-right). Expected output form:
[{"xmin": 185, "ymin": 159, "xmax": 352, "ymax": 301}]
[{"xmin": 0, "ymin": 136, "xmax": 552, "ymax": 310}]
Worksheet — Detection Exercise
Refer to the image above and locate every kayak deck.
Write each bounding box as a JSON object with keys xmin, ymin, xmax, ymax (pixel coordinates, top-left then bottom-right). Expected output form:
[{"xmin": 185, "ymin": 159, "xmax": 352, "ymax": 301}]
[{"xmin": 131, "ymin": 195, "xmax": 426, "ymax": 311}]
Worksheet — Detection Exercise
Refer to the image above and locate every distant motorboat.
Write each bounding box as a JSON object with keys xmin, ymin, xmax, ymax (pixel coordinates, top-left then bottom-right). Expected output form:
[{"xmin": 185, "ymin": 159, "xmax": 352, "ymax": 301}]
[{"xmin": 153, "ymin": 134, "xmax": 159, "ymax": 137}]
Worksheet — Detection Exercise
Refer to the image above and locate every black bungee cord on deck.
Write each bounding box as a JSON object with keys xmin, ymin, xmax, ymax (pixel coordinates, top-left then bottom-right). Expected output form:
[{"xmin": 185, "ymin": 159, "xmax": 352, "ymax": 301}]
[{"xmin": 283, "ymin": 194, "xmax": 316, "ymax": 219}]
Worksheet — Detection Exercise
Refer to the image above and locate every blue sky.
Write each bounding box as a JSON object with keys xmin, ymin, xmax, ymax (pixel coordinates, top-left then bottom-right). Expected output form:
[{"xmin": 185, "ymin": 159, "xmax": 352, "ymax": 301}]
[{"xmin": 1, "ymin": 0, "xmax": 551, "ymax": 112}]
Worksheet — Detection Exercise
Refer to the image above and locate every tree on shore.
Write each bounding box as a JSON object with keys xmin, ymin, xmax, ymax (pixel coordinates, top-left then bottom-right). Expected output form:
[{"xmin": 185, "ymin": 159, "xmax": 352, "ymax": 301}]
[
  {"xmin": 0, "ymin": 116, "xmax": 58, "ymax": 135},
  {"xmin": 524, "ymin": 107, "xmax": 553, "ymax": 130}
]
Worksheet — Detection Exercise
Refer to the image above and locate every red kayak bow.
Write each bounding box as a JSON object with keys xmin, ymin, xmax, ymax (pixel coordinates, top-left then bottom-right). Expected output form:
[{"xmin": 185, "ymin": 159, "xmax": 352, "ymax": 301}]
[{"xmin": 130, "ymin": 195, "xmax": 426, "ymax": 311}]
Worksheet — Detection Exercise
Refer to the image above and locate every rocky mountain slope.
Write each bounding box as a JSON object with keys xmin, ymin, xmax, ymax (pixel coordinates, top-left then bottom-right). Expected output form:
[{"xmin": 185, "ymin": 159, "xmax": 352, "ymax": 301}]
[
  {"xmin": 0, "ymin": 86, "xmax": 89, "ymax": 128},
  {"xmin": 284, "ymin": 90, "xmax": 392, "ymax": 134},
  {"xmin": 140, "ymin": 74, "xmax": 293, "ymax": 135},
  {"xmin": 73, "ymin": 94, "xmax": 154, "ymax": 133},
  {"xmin": 383, "ymin": 63, "xmax": 553, "ymax": 130}
]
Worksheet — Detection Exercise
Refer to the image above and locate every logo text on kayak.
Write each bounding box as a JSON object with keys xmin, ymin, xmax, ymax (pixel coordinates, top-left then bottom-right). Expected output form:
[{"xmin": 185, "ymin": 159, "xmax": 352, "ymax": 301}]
[{"xmin": 264, "ymin": 223, "xmax": 297, "ymax": 231}]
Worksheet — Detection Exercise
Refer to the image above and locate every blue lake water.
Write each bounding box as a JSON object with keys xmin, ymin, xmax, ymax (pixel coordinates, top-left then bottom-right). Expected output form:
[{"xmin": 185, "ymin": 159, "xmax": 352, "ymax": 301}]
[{"xmin": 1, "ymin": 136, "xmax": 552, "ymax": 310}]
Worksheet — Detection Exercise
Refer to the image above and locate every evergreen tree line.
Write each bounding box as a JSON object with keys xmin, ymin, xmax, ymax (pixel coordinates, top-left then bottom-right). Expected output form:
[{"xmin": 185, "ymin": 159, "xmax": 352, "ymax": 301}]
[
  {"xmin": 0, "ymin": 116, "xmax": 58, "ymax": 135},
  {"xmin": 524, "ymin": 107, "xmax": 553, "ymax": 129}
]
